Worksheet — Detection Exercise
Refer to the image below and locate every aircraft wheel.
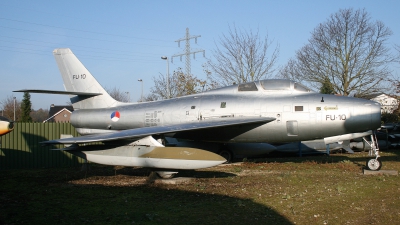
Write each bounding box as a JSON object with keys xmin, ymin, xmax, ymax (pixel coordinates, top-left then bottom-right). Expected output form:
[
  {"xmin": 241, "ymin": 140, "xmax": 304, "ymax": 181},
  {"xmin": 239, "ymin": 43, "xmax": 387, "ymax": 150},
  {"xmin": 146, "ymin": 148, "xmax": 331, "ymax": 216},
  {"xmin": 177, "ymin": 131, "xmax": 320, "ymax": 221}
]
[
  {"xmin": 156, "ymin": 171, "xmax": 177, "ymax": 179},
  {"xmin": 366, "ymin": 158, "xmax": 382, "ymax": 171},
  {"xmin": 219, "ymin": 150, "xmax": 232, "ymax": 163}
]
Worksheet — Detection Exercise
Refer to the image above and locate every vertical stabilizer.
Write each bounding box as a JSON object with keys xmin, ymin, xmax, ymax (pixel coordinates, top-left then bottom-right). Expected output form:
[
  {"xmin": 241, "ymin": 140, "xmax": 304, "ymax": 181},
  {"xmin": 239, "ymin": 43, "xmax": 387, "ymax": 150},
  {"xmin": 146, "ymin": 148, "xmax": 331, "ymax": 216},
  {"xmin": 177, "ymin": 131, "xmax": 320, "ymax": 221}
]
[{"xmin": 53, "ymin": 48, "xmax": 119, "ymax": 109}]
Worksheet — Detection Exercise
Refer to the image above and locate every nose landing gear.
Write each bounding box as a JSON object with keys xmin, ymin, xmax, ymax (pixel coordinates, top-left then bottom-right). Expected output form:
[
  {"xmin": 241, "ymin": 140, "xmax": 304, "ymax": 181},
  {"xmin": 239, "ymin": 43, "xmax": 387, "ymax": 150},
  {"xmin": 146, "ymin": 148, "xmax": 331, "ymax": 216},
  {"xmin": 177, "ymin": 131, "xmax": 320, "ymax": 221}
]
[
  {"xmin": 367, "ymin": 158, "xmax": 382, "ymax": 171},
  {"xmin": 363, "ymin": 131, "xmax": 382, "ymax": 171}
]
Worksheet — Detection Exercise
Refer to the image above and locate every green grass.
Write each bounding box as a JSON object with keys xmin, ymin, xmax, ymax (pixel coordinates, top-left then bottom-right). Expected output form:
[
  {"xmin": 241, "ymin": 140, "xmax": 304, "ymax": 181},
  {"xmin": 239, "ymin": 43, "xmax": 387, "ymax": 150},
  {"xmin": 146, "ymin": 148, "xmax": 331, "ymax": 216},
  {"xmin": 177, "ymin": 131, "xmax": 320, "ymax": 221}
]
[{"xmin": 1, "ymin": 150, "xmax": 400, "ymax": 224}]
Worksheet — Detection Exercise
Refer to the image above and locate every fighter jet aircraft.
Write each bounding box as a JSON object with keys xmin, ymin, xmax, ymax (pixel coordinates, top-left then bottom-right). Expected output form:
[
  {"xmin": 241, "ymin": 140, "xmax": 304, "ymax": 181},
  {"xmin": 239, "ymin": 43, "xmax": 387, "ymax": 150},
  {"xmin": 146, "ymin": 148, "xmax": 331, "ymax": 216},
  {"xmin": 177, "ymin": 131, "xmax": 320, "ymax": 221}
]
[
  {"xmin": 15, "ymin": 48, "xmax": 382, "ymax": 177},
  {"xmin": 0, "ymin": 116, "xmax": 14, "ymax": 136}
]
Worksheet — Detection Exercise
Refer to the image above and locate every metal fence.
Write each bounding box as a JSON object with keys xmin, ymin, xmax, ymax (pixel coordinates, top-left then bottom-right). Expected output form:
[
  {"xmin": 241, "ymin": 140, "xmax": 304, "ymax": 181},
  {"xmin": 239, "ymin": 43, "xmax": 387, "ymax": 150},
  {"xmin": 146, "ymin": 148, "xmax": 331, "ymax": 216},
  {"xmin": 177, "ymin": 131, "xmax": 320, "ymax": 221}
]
[{"xmin": 0, "ymin": 122, "xmax": 84, "ymax": 169}]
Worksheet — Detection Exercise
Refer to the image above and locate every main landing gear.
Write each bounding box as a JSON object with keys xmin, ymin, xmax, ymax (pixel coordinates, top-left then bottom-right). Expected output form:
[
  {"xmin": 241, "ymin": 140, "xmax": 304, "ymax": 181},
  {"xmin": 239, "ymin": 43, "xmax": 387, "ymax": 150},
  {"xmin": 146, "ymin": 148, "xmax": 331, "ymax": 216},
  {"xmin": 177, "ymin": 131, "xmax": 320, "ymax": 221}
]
[
  {"xmin": 218, "ymin": 149, "xmax": 233, "ymax": 163},
  {"xmin": 363, "ymin": 131, "xmax": 382, "ymax": 171}
]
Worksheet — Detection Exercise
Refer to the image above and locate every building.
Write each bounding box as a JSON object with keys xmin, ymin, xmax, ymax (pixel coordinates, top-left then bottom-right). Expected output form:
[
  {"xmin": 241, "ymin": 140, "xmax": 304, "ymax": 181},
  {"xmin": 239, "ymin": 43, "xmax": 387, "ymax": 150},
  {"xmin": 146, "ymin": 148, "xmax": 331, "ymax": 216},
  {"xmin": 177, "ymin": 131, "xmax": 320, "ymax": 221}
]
[
  {"xmin": 369, "ymin": 94, "xmax": 398, "ymax": 114},
  {"xmin": 43, "ymin": 105, "xmax": 74, "ymax": 123}
]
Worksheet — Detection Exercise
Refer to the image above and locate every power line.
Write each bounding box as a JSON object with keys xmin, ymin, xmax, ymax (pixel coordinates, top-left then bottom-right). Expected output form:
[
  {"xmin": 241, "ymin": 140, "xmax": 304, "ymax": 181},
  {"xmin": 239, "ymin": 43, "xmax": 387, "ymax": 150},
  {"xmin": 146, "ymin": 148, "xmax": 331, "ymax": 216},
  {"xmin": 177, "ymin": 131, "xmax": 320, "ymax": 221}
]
[
  {"xmin": 172, "ymin": 28, "xmax": 205, "ymax": 76},
  {"xmin": 0, "ymin": 38, "xmax": 165, "ymax": 57},
  {"xmin": 0, "ymin": 47, "xmax": 160, "ymax": 63},
  {"xmin": 0, "ymin": 4, "xmax": 183, "ymax": 35},
  {"xmin": 0, "ymin": 25, "xmax": 174, "ymax": 48},
  {"xmin": 0, "ymin": 17, "xmax": 172, "ymax": 42}
]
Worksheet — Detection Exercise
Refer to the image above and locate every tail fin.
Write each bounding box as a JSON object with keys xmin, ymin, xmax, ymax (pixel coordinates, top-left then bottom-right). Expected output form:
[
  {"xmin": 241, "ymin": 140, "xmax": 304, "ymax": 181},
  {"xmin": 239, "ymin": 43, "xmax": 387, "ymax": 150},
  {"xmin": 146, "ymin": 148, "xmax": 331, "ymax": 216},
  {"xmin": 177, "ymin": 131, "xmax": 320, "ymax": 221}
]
[{"xmin": 53, "ymin": 48, "xmax": 119, "ymax": 109}]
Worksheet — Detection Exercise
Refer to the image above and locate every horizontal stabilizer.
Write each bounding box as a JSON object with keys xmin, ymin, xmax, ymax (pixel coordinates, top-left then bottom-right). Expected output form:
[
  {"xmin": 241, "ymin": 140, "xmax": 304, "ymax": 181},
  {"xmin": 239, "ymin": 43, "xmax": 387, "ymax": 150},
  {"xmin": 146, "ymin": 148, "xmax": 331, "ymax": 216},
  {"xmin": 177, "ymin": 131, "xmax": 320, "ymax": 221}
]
[
  {"xmin": 41, "ymin": 116, "xmax": 275, "ymax": 145},
  {"xmin": 14, "ymin": 89, "xmax": 102, "ymax": 96}
]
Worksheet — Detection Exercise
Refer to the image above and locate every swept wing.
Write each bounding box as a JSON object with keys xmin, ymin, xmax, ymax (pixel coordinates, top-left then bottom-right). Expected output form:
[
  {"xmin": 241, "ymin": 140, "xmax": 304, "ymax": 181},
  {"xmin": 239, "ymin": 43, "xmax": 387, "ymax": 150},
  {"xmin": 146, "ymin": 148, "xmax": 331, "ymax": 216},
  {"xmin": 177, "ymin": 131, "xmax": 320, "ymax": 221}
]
[{"xmin": 41, "ymin": 116, "xmax": 275, "ymax": 145}]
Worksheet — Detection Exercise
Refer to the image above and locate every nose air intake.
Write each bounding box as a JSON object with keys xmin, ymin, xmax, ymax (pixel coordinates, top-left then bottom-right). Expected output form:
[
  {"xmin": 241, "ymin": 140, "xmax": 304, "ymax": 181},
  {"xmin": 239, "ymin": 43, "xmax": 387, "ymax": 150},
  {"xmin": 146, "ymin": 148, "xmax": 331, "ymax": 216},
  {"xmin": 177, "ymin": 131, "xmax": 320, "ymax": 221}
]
[
  {"xmin": 0, "ymin": 116, "xmax": 14, "ymax": 136},
  {"xmin": 8, "ymin": 121, "xmax": 14, "ymax": 130}
]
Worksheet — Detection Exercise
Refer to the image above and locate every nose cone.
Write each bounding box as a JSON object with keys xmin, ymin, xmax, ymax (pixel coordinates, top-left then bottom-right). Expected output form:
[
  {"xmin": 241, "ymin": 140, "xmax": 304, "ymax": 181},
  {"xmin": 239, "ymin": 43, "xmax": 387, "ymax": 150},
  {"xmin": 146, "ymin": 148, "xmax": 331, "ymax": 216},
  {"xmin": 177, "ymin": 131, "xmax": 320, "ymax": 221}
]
[
  {"xmin": 370, "ymin": 101, "xmax": 382, "ymax": 130},
  {"xmin": 345, "ymin": 98, "xmax": 381, "ymax": 133},
  {"xmin": 348, "ymin": 100, "xmax": 381, "ymax": 132},
  {"xmin": 0, "ymin": 116, "xmax": 14, "ymax": 136}
]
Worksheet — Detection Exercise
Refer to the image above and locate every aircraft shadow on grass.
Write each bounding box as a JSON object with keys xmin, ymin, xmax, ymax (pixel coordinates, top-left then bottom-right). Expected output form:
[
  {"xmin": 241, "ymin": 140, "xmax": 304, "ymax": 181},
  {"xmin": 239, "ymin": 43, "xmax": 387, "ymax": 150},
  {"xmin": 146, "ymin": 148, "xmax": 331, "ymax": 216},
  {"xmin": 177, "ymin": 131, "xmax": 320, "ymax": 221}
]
[
  {"xmin": 73, "ymin": 165, "xmax": 237, "ymax": 179},
  {"xmin": 54, "ymin": 169, "xmax": 292, "ymax": 224},
  {"xmin": 3, "ymin": 180, "xmax": 293, "ymax": 224},
  {"xmin": 0, "ymin": 165, "xmax": 292, "ymax": 224}
]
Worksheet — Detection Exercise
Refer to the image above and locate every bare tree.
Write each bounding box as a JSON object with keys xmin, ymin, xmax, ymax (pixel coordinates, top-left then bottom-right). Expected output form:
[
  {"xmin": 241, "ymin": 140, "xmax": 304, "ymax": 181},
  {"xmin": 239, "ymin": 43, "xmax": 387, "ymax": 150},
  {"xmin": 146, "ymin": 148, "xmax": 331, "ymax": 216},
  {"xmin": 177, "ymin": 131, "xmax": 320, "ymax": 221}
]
[
  {"xmin": 385, "ymin": 45, "xmax": 400, "ymax": 95},
  {"xmin": 105, "ymin": 87, "xmax": 130, "ymax": 102},
  {"xmin": 1, "ymin": 95, "xmax": 21, "ymax": 121},
  {"xmin": 142, "ymin": 93, "xmax": 160, "ymax": 102},
  {"xmin": 149, "ymin": 67, "xmax": 218, "ymax": 100},
  {"xmin": 395, "ymin": 44, "xmax": 400, "ymax": 63},
  {"xmin": 207, "ymin": 25, "xmax": 279, "ymax": 86},
  {"xmin": 279, "ymin": 8, "xmax": 394, "ymax": 96},
  {"xmin": 30, "ymin": 108, "xmax": 49, "ymax": 122},
  {"xmin": 149, "ymin": 73, "xmax": 170, "ymax": 100}
]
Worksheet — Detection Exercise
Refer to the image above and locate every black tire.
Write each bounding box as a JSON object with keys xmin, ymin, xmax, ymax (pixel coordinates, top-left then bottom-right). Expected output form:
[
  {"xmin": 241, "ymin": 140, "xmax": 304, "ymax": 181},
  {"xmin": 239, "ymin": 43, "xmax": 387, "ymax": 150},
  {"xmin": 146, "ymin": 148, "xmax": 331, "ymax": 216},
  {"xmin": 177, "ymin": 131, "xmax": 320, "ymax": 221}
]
[
  {"xmin": 366, "ymin": 158, "xmax": 382, "ymax": 171},
  {"xmin": 219, "ymin": 150, "xmax": 232, "ymax": 163}
]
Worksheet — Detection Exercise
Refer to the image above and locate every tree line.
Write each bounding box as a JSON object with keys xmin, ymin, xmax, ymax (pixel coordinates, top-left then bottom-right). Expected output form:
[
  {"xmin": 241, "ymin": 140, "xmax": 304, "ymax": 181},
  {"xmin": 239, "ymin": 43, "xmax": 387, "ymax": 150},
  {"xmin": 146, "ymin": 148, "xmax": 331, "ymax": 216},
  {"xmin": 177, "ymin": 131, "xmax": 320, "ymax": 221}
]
[{"xmin": 1, "ymin": 93, "xmax": 49, "ymax": 122}]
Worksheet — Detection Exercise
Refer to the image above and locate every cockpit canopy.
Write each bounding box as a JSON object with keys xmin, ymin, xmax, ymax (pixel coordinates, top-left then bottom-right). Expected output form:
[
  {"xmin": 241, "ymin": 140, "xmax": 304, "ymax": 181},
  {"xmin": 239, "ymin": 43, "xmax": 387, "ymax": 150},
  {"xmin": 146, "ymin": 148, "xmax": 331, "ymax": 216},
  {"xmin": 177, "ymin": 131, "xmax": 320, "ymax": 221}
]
[{"xmin": 238, "ymin": 79, "xmax": 312, "ymax": 93}]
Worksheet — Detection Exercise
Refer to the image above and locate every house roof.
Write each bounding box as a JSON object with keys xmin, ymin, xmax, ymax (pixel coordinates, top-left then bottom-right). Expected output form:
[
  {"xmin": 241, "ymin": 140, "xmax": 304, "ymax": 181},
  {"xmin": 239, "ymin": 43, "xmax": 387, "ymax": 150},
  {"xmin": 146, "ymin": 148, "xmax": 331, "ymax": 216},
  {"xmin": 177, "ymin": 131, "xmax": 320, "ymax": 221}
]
[
  {"xmin": 358, "ymin": 92, "xmax": 397, "ymax": 100},
  {"xmin": 43, "ymin": 105, "xmax": 74, "ymax": 123},
  {"xmin": 49, "ymin": 105, "xmax": 74, "ymax": 117}
]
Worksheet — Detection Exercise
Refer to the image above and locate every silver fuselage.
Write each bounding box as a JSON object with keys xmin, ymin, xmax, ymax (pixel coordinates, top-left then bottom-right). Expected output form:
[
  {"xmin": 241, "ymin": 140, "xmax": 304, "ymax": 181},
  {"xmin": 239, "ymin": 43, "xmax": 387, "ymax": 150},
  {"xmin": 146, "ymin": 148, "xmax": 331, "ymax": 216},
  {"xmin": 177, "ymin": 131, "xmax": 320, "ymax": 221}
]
[{"xmin": 71, "ymin": 80, "xmax": 381, "ymax": 144}]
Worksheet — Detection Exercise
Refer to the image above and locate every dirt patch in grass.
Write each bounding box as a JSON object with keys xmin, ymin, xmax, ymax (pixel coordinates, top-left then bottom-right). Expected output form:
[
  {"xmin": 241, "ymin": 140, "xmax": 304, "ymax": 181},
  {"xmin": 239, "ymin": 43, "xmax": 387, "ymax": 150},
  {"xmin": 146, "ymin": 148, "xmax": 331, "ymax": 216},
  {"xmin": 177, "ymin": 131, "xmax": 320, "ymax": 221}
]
[{"xmin": 1, "ymin": 151, "xmax": 400, "ymax": 224}]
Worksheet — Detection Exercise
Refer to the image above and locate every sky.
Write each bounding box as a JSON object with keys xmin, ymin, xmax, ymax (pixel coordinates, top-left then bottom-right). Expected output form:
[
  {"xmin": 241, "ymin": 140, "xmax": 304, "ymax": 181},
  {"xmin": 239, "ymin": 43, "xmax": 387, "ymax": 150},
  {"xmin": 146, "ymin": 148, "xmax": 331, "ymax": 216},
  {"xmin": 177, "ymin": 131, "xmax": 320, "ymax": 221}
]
[{"xmin": 1, "ymin": 0, "xmax": 399, "ymax": 110}]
